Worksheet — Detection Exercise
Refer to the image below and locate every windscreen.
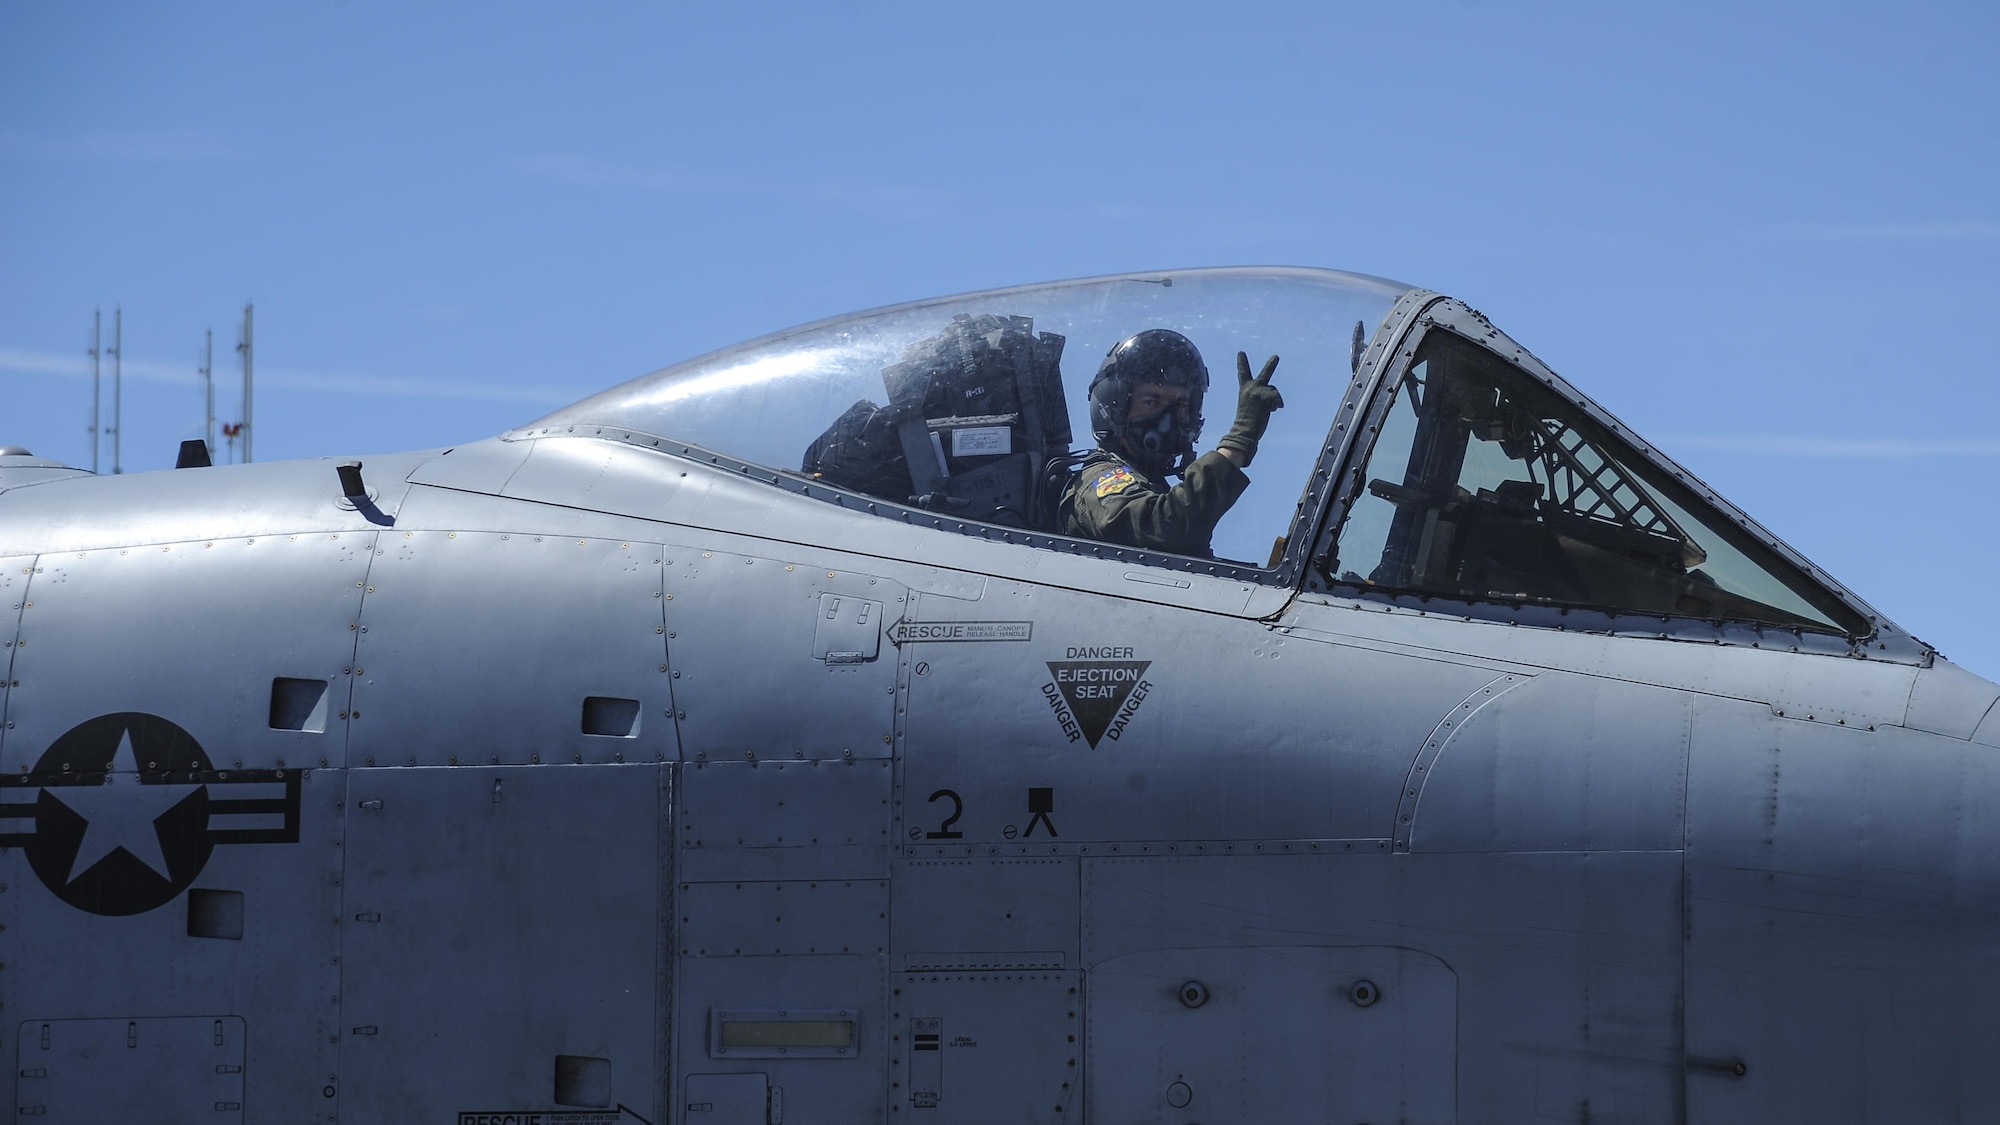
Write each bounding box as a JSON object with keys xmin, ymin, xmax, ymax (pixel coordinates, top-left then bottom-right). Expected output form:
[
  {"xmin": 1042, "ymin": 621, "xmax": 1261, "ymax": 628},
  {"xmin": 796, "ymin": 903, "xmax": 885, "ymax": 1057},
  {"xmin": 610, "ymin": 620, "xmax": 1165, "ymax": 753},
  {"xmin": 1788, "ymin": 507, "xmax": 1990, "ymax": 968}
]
[
  {"xmin": 528, "ymin": 268, "xmax": 1410, "ymax": 567},
  {"xmin": 1331, "ymin": 332, "xmax": 1866, "ymax": 634}
]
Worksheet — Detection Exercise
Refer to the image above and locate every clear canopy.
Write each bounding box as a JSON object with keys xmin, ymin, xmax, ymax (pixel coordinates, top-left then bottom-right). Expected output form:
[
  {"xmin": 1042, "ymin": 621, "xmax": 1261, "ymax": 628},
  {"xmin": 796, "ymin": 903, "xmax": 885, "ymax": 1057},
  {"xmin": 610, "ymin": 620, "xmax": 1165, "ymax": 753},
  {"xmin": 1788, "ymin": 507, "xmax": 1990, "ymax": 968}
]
[{"xmin": 528, "ymin": 268, "xmax": 1413, "ymax": 566}]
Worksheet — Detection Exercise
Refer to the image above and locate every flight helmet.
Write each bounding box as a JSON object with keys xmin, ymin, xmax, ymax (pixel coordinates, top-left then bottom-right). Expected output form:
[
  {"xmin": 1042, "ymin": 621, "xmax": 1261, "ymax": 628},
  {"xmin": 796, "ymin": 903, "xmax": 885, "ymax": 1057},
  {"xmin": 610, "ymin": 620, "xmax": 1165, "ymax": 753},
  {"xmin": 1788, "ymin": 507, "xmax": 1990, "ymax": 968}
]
[{"xmin": 1086, "ymin": 329, "xmax": 1208, "ymax": 475}]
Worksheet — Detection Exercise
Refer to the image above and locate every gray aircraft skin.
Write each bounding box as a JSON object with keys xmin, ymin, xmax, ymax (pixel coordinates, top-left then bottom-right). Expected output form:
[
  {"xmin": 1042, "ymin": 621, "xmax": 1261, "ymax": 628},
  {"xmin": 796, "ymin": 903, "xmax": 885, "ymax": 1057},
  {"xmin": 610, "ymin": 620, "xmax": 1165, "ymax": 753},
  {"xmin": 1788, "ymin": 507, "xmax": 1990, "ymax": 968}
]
[{"xmin": 2, "ymin": 266, "xmax": 1997, "ymax": 1125}]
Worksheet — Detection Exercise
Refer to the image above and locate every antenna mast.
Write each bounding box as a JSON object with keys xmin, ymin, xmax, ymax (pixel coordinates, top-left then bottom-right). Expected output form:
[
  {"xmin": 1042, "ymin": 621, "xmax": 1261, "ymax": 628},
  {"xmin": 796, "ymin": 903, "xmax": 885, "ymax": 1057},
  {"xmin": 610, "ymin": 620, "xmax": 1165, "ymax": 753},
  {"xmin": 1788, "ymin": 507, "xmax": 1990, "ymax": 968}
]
[
  {"xmin": 237, "ymin": 303, "xmax": 254, "ymax": 464},
  {"xmin": 87, "ymin": 310, "xmax": 101, "ymax": 473},
  {"xmin": 109, "ymin": 307, "xmax": 123, "ymax": 475},
  {"xmin": 201, "ymin": 328, "xmax": 215, "ymax": 459}
]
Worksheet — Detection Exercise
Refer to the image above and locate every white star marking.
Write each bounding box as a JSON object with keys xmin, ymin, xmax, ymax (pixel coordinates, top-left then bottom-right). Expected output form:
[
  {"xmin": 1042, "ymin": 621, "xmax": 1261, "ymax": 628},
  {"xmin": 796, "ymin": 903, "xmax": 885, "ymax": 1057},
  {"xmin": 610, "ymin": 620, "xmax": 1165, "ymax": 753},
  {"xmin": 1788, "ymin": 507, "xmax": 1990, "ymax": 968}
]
[{"xmin": 48, "ymin": 728, "xmax": 205, "ymax": 884}]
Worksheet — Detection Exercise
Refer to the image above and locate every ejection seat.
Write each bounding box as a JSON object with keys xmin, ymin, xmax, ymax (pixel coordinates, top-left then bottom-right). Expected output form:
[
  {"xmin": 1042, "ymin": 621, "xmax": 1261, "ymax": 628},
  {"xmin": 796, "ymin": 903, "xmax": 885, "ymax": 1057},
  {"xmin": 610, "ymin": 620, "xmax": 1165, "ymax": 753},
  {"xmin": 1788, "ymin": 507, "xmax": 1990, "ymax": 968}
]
[{"xmin": 801, "ymin": 313, "xmax": 1072, "ymax": 530}]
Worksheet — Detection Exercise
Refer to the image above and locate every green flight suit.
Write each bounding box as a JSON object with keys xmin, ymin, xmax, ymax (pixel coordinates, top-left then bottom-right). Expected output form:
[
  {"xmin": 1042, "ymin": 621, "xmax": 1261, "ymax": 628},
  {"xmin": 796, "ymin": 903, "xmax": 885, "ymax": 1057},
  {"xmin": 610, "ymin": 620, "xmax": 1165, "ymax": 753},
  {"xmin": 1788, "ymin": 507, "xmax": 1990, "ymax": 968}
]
[{"xmin": 1059, "ymin": 449, "xmax": 1249, "ymax": 558}]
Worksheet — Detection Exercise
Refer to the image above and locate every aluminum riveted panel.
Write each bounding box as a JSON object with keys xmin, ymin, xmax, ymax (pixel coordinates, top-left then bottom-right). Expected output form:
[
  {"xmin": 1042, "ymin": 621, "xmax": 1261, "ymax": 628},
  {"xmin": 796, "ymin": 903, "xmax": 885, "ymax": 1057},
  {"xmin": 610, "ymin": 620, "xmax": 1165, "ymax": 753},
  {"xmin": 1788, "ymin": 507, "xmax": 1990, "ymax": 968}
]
[
  {"xmin": 1390, "ymin": 673, "xmax": 1526, "ymax": 850},
  {"xmin": 0, "ymin": 554, "xmax": 34, "ymax": 764},
  {"xmin": 890, "ymin": 970, "xmax": 1080, "ymax": 1122},
  {"xmin": 1087, "ymin": 945, "xmax": 1454, "ymax": 1125},
  {"xmin": 678, "ymin": 879, "xmax": 889, "ymax": 958},
  {"xmin": 0, "ymin": 553, "xmax": 26, "ymax": 1099},
  {"xmin": 683, "ymin": 1072, "xmax": 768, "ymax": 1125},
  {"xmin": 663, "ymin": 550, "xmax": 902, "ymax": 762},
  {"xmin": 890, "ymin": 858, "xmax": 1078, "ymax": 970},
  {"xmin": 0, "ymin": 452, "xmax": 428, "ymax": 558},
  {"xmin": 2, "ymin": 769, "xmax": 342, "ymax": 1122},
  {"xmin": 1, "ymin": 534, "xmax": 374, "ymax": 776},
  {"xmin": 401, "ymin": 437, "xmax": 535, "ymax": 495},
  {"xmin": 673, "ymin": 953, "xmax": 887, "ymax": 1122},
  {"xmin": 1905, "ymin": 657, "xmax": 2000, "ymax": 741},
  {"xmin": 498, "ymin": 434, "xmax": 709, "ymax": 520},
  {"xmin": 679, "ymin": 758, "xmax": 894, "ymax": 882},
  {"xmin": 900, "ymin": 579, "xmax": 1500, "ymax": 847},
  {"xmin": 0, "ymin": 458, "xmax": 89, "ymax": 495},
  {"xmin": 340, "ymin": 764, "xmax": 664, "ymax": 1122},
  {"xmin": 1084, "ymin": 852, "xmax": 1683, "ymax": 1124},
  {"xmin": 1684, "ymin": 699, "xmax": 2000, "ymax": 1123},
  {"xmin": 348, "ymin": 531, "xmax": 674, "ymax": 767},
  {"xmin": 14, "ymin": 1016, "xmax": 246, "ymax": 1122},
  {"xmin": 394, "ymin": 483, "xmax": 674, "ymax": 544},
  {"xmin": 1405, "ymin": 672, "xmax": 1691, "ymax": 853},
  {"xmin": 1280, "ymin": 597, "xmax": 1921, "ymax": 730}
]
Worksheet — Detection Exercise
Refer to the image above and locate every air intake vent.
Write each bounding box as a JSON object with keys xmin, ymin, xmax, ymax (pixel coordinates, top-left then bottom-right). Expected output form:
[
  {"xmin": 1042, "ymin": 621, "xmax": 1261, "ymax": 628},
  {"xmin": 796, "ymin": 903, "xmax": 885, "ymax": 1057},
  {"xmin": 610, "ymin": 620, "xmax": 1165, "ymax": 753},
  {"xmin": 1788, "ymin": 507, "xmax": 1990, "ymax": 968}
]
[
  {"xmin": 581, "ymin": 696, "xmax": 641, "ymax": 737},
  {"xmin": 269, "ymin": 678, "xmax": 329, "ymax": 732}
]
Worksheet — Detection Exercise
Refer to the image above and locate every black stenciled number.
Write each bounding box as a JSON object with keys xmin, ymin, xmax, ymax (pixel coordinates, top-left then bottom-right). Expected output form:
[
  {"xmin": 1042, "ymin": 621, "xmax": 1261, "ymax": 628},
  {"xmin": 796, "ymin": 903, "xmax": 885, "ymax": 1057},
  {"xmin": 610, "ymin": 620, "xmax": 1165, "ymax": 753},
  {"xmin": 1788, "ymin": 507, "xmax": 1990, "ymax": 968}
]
[{"xmin": 925, "ymin": 789, "xmax": 964, "ymax": 839}]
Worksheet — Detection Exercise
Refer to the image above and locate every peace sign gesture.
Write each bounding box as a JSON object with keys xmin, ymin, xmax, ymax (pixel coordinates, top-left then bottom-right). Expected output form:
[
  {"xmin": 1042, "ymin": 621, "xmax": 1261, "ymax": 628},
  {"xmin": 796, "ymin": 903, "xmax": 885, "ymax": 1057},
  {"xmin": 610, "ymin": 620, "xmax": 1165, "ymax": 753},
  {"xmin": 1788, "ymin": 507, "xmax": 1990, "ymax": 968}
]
[{"xmin": 1217, "ymin": 352, "xmax": 1284, "ymax": 467}]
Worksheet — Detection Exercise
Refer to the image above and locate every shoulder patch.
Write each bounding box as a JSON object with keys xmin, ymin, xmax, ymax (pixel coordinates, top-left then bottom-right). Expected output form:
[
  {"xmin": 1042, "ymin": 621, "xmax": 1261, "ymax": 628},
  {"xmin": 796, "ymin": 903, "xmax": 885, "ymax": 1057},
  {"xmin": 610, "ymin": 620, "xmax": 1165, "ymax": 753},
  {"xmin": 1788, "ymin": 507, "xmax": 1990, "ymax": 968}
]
[{"xmin": 1092, "ymin": 467, "xmax": 1139, "ymax": 498}]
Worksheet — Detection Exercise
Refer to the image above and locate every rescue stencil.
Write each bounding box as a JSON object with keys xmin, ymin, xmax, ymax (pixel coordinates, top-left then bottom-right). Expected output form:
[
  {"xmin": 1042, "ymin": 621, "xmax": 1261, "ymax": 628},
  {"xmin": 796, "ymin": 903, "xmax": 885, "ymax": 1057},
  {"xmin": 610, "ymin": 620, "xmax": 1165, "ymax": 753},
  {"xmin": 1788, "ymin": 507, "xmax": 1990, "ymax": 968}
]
[
  {"xmin": 888, "ymin": 620, "xmax": 1032, "ymax": 645},
  {"xmin": 1043, "ymin": 656, "xmax": 1153, "ymax": 748},
  {"xmin": 458, "ymin": 1104, "xmax": 636, "ymax": 1112}
]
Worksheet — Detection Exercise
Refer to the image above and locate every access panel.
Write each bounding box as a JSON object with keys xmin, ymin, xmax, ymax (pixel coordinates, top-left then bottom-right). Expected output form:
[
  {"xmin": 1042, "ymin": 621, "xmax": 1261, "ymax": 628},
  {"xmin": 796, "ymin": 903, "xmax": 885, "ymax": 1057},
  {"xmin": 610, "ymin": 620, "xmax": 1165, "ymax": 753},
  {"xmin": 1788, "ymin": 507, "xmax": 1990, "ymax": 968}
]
[
  {"xmin": 679, "ymin": 758, "xmax": 893, "ymax": 882},
  {"xmin": 675, "ymin": 955, "xmax": 887, "ymax": 1125},
  {"xmin": 662, "ymin": 550, "xmax": 902, "ymax": 762},
  {"xmin": 890, "ymin": 970, "xmax": 1080, "ymax": 1123},
  {"xmin": 349, "ymin": 532, "xmax": 674, "ymax": 767},
  {"xmin": 1088, "ymin": 945, "xmax": 1456, "ymax": 1124},
  {"xmin": 3, "ymin": 535, "xmax": 372, "ymax": 773},
  {"xmin": 340, "ymin": 764, "xmax": 665, "ymax": 1121},
  {"xmin": 15, "ymin": 1016, "xmax": 245, "ymax": 1122}
]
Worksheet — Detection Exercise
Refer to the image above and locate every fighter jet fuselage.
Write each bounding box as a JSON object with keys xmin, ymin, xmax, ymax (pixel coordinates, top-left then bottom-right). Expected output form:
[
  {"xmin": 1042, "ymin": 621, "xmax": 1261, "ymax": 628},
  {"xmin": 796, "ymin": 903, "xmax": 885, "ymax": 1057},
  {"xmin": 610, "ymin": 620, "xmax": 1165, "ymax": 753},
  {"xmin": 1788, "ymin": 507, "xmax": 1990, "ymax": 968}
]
[{"xmin": 3, "ymin": 268, "xmax": 1995, "ymax": 1124}]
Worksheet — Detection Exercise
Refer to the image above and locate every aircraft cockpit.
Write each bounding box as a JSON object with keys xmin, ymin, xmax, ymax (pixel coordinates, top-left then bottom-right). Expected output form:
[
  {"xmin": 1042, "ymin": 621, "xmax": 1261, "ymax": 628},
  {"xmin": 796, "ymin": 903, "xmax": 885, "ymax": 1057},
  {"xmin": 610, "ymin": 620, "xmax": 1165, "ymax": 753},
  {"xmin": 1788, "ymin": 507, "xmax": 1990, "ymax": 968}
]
[
  {"xmin": 524, "ymin": 266, "xmax": 1876, "ymax": 643},
  {"xmin": 528, "ymin": 267, "xmax": 1407, "ymax": 569}
]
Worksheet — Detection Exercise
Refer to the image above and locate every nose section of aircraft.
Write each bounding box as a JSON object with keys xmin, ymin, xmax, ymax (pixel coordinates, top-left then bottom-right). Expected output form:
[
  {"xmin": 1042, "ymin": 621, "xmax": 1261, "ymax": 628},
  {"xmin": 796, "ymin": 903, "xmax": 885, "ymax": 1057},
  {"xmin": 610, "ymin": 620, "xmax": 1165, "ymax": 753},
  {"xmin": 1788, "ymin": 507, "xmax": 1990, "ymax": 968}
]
[
  {"xmin": 1686, "ymin": 688, "xmax": 2000, "ymax": 1120},
  {"xmin": 1908, "ymin": 656, "xmax": 2000, "ymax": 743}
]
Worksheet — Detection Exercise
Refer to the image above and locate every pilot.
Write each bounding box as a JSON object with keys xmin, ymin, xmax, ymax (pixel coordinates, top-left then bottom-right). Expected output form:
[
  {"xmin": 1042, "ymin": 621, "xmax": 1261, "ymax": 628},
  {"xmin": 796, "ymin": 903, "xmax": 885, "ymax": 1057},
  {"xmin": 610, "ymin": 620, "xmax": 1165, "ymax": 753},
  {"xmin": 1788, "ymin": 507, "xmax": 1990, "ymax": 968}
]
[{"xmin": 1060, "ymin": 329, "xmax": 1282, "ymax": 557}]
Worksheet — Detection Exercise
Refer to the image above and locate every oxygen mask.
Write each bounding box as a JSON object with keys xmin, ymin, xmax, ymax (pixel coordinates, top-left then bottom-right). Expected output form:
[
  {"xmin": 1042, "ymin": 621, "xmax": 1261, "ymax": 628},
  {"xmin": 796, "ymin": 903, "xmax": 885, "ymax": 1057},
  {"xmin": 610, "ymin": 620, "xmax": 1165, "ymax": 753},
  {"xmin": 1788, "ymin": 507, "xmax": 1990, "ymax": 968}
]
[{"xmin": 1126, "ymin": 404, "xmax": 1193, "ymax": 476}]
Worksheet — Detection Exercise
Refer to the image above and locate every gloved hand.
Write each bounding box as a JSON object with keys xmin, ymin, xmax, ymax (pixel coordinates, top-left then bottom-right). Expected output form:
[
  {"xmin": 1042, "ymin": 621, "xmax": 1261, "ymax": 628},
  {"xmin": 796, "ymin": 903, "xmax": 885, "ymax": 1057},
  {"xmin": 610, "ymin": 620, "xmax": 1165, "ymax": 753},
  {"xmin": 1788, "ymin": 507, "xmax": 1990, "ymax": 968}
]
[{"xmin": 1216, "ymin": 352, "xmax": 1283, "ymax": 466}]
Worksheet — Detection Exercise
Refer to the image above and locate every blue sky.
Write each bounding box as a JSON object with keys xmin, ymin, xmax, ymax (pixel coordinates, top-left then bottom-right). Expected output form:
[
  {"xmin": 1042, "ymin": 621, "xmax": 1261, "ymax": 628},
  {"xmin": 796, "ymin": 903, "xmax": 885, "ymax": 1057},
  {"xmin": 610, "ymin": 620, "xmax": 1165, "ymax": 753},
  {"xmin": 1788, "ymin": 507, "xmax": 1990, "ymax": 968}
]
[{"xmin": 4, "ymin": 2, "xmax": 1998, "ymax": 670}]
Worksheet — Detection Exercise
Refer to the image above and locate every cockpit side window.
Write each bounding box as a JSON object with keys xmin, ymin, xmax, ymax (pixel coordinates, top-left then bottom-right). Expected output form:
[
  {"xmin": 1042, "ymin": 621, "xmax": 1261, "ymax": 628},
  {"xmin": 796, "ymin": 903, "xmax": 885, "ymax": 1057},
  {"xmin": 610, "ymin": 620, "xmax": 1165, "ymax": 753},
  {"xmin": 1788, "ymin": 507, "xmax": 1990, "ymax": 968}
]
[{"xmin": 1329, "ymin": 332, "xmax": 1866, "ymax": 634}]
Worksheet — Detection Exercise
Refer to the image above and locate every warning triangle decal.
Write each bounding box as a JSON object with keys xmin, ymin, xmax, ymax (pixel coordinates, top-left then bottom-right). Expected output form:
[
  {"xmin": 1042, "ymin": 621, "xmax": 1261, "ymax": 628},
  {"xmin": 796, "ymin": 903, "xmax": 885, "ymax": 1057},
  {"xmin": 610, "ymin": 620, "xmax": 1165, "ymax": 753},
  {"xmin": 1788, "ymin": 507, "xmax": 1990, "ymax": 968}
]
[{"xmin": 1045, "ymin": 661, "xmax": 1152, "ymax": 748}]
